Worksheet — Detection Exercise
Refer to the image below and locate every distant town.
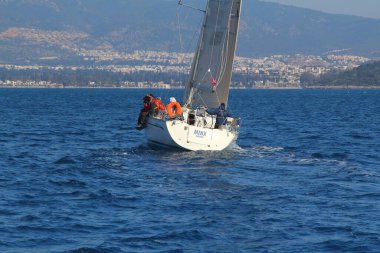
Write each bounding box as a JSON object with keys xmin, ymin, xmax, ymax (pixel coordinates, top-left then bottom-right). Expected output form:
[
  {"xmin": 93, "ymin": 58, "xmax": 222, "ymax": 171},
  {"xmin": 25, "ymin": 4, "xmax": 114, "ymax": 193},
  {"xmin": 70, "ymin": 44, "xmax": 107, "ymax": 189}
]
[{"xmin": 0, "ymin": 50, "xmax": 372, "ymax": 88}]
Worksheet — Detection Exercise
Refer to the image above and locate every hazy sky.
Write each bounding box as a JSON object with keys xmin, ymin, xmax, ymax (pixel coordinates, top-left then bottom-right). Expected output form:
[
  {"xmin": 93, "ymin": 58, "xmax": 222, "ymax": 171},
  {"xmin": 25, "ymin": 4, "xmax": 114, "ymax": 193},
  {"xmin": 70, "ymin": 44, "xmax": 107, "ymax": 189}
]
[{"xmin": 262, "ymin": 0, "xmax": 380, "ymax": 19}]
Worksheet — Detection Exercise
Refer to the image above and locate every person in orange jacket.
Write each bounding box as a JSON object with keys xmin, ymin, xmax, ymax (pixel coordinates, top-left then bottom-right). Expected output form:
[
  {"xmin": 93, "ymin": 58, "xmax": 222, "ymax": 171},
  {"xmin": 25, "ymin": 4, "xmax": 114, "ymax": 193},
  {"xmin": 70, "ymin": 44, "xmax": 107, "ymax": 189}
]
[
  {"xmin": 150, "ymin": 97, "xmax": 166, "ymax": 117},
  {"xmin": 155, "ymin": 97, "xmax": 166, "ymax": 111}
]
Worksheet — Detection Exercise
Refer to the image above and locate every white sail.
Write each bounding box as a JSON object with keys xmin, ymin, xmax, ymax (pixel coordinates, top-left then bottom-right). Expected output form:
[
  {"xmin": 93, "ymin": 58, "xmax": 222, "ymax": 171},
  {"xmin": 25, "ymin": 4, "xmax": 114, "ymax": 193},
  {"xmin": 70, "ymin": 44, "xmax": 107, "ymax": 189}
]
[{"xmin": 184, "ymin": 0, "xmax": 242, "ymax": 109}]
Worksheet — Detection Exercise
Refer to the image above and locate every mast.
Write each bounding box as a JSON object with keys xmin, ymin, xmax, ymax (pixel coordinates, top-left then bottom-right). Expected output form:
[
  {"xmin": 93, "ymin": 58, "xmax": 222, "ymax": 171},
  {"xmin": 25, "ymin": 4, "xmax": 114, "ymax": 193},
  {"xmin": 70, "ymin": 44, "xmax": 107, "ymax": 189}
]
[{"xmin": 184, "ymin": 0, "xmax": 242, "ymax": 109}]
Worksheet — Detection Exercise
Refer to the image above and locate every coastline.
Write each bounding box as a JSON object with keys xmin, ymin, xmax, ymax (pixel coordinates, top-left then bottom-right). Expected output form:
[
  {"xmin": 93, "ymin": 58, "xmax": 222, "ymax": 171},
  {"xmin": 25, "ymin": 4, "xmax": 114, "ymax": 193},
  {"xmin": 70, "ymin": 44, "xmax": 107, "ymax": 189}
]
[
  {"xmin": 1, "ymin": 85, "xmax": 380, "ymax": 90},
  {"xmin": 303, "ymin": 85, "xmax": 380, "ymax": 89}
]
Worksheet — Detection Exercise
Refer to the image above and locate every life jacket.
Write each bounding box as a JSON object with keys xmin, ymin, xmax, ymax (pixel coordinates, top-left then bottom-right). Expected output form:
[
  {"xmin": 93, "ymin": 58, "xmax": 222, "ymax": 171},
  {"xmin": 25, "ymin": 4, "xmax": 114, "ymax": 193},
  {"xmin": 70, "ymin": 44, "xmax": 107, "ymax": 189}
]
[
  {"xmin": 142, "ymin": 102, "xmax": 150, "ymax": 112},
  {"xmin": 154, "ymin": 99, "xmax": 166, "ymax": 111}
]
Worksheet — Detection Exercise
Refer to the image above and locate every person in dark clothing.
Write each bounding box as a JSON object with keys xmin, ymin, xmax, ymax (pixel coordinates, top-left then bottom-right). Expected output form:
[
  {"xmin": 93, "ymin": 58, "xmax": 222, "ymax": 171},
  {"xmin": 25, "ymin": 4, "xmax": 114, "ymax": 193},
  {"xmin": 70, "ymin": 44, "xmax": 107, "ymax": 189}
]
[
  {"xmin": 207, "ymin": 103, "xmax": 232, "ymax": 129},
  {"xmin": 137, "ymin": 94, "xmax": 154, "ymax": 129}
]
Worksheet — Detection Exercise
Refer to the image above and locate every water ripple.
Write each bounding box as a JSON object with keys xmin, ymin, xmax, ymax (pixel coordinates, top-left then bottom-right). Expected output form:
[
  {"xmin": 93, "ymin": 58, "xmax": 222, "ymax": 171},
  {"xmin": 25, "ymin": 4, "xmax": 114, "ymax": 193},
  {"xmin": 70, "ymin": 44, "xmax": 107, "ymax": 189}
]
[{"xmin": 1, "ymin": 89, "xmax": 380, "ymax": 252}]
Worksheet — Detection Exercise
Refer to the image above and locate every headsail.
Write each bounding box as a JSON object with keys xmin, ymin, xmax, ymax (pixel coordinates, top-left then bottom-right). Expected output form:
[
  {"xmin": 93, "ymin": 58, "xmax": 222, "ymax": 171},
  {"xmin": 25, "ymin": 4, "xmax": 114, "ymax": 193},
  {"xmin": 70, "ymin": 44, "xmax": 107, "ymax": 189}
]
[{"xmin": 184, "ymin": 0, "xmax": 242, "ymax": 109}]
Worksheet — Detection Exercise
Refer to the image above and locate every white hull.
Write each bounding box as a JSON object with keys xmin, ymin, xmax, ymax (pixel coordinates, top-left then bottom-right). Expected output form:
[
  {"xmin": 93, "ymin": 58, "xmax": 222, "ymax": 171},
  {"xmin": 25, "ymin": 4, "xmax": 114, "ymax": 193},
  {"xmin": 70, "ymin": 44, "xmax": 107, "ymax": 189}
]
[{"xmin": 145, "ymin": 117, "xmax": 238, "ymax": 151}]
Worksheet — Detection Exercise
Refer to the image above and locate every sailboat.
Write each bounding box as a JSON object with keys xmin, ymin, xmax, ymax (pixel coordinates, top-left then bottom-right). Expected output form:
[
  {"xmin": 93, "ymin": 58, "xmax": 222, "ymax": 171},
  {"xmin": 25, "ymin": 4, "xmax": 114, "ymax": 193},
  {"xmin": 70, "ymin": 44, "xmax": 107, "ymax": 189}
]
[{"xmin": 143, "ymin": 0, "xmax": 242, "ymax": 151}]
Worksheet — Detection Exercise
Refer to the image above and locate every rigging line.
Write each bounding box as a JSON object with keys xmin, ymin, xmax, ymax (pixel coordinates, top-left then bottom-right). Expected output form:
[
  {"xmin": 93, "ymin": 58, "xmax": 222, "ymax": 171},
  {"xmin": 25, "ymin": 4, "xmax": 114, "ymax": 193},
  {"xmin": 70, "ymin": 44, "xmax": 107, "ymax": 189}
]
[
  {"xmin": 178, "ymin": 7, "xmax": 202, "ymax": 67},
  {"xmin": 216, "ymin": 48, "xmax": 230, "ymax": 105},
  {"xmin": 176, "ymin": 5, "xmax": 184, "ymax": 55},
  {"xmin": 162, "ymin": 4, "xmax": 184, "ymax": 101},
  {"xmin": 216, "ymin": 29, "xmax": 230, "ymax": 86},
  {"xmin": 215, "ymin": 28, "xmax": 228, "ymax": 84},
  {"xmin": 193, "ymin": 79, "xmax": 220, "ymax": 108},
  {"xmin": 195, "ymin": 88, "xmax": 209, "ymax": 108},
  {"xmin": 209, "ymin": 33, "xmax": 227, "ymax": 91},
  {"xmin": 177, "ymin": 5, "xmax": 196, "ymax": 92},
  {"xmin": 179, "ymin": 7, "xmax": 193, "ymax": 58},
  {"xmin": 212, "ymin": 75, "xmax": 222, "ymax": 106},
  {"xmin": 176, "ymin": 4, "xmax": 186, "ymax": 87},
  {"xmin": 176, "ymin": 14, "xmax": 184, "ymax": 93},
  {"xmin": 177, "ymin": 6, "xmax": 197, "ymax": 61},
  {"xmin": 184, "ymin": 12, "xmax": 204, "ymax": 54},
  {"xmin": 200, "ymin": 67, "xmax": 210, "ymax": 83},
  {"xmin": 178, "ymin": 0, "xmax": 206, "ymax": 13},
  {"xmin": 181, "ymin": 22, "xmax": 202, "ymax": 90},
  {"xmin": 215, "ymin": 90, "xmax": 222, "ymax": 107},
  {"xmin": 153, "ymin": 6, "xmax": 182, "ymax": 101}
]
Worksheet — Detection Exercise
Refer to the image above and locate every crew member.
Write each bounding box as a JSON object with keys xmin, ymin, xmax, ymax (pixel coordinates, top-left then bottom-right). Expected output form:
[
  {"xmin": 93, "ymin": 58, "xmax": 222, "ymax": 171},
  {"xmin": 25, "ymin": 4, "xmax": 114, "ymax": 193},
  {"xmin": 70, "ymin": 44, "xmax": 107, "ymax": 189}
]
[
  {"xmin": 207, "ymin": 103, "xmax": 232, "ymax": 129},
  {"xmin": 137, "ymin": 93, "xmax": 154, "ymax": 129},
  {"xmin": 152, "ymin": 97, "xmax": 166, "ymax": 117}
]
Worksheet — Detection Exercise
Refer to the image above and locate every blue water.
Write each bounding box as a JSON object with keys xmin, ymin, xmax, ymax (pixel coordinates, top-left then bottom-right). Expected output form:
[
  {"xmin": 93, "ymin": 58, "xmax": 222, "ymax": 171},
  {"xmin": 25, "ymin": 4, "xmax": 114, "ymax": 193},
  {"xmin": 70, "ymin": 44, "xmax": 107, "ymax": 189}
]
[{"xmin": 1, "ymin": 88, "xmax": 380, "ymax": 253}]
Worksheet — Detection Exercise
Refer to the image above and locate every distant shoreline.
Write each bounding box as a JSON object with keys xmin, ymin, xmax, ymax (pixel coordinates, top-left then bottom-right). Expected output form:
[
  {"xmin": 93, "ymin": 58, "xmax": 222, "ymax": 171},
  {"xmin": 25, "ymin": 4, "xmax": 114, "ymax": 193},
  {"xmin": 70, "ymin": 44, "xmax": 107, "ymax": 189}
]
[
  {"xmin": 1, "ymin": 86, "xmax": 380, "ymax": 90},
  {"xmin": 303, "ymin": 85, "xmax": 380, "ymax": 89}
]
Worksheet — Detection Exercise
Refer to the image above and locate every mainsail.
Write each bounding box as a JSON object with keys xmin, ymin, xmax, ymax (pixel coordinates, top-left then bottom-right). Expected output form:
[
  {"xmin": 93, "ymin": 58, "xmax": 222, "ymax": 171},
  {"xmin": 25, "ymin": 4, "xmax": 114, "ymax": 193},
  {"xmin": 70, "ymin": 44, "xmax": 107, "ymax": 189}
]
[{"xmin": 184, "ymin": 0, "xmax": 242, "ymax": 109}]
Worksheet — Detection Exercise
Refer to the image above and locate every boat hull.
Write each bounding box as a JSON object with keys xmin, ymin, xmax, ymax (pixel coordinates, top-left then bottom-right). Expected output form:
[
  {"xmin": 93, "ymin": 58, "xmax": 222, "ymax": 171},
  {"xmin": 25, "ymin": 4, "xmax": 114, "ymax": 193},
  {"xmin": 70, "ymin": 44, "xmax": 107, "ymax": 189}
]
[{"xmin": 145, "ymin": 117, "xmax": 238, "ymax": 151}]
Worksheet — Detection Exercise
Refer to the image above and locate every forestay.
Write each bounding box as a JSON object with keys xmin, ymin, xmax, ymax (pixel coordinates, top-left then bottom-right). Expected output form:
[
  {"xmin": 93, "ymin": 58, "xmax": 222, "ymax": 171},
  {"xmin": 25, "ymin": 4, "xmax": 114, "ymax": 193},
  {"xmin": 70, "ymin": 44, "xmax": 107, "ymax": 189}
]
[{"xmin": 184, "ymin": 0, "xmax": 242, "ymax": 109}]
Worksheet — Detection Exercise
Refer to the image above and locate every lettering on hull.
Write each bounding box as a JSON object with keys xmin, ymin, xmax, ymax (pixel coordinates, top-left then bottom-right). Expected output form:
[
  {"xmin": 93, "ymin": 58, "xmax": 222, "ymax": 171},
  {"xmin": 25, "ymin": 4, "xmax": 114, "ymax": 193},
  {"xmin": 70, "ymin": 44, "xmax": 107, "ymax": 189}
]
[{"xmin": 194, "ymin": 129, "xmax": 207, "ymax": 138}]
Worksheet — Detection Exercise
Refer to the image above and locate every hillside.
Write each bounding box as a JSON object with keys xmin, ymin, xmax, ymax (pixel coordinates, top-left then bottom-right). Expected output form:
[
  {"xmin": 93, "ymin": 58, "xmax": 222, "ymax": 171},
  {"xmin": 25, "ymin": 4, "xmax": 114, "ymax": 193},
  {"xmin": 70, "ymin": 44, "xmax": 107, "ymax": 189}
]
[
  {"xmin": 1, "ymin": 0, "xmax": 380, "ymax": 65},
  {"xmin": 302, "ymin": 61, "xmax": 380, "ymax": 87}
]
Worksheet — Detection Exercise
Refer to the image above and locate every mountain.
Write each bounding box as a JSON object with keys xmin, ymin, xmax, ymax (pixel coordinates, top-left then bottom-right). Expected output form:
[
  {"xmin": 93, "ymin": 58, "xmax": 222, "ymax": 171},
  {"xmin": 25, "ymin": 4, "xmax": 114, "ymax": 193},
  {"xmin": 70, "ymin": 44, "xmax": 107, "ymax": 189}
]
[
  {"xmin": 302, "ymin": 61, "xmax": 380, "ymax": 87},
  {"xmin": 1, "ymin": 0, "xmax": 380, "ymax": 65}
]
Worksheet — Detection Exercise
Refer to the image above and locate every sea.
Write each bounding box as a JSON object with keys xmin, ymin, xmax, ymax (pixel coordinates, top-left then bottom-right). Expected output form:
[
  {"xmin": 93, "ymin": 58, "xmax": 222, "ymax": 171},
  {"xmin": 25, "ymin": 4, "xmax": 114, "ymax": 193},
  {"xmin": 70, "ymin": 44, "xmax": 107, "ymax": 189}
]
[{"xmin": 0, "ymin": 88, "xmax": 379, "ymax": 253}]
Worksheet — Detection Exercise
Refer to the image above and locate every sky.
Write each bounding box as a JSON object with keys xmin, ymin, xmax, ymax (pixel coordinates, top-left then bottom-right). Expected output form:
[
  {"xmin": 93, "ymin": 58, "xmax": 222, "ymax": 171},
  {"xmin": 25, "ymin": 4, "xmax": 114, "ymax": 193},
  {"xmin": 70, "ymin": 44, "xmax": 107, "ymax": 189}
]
[{"xmin": 262, "ymin": 0, "xmax": 380, "ymax": 19}]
